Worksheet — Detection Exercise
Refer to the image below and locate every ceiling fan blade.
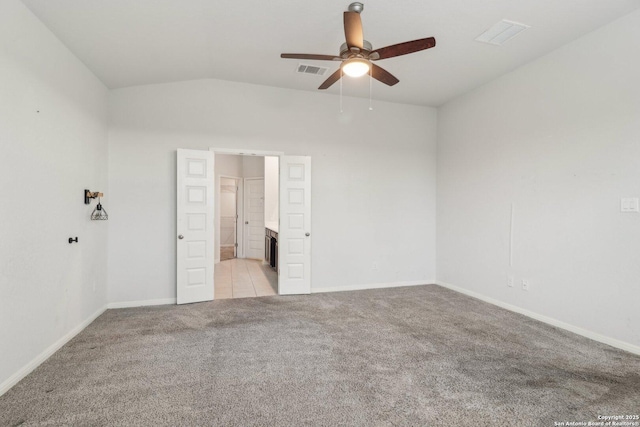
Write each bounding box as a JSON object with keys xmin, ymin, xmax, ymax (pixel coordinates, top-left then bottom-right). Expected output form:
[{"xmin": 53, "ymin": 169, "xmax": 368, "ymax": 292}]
[
  {"xmin": 281, "ymin": 54, "xmax": 341, "ymax": 61},
  {"xmin": 371, "ymin": 64, "xmax": 399, "ymax": 86},
  {"xmin": 370, "ymin": 37, "xmax": 436, "ymax": 60},
  {"xmin": 318, "ymin": 68, "xmax": 342, "ymax": 90},
  {"xmin": 344, "ymin": 11, "xmax": 363, "ymax": 49}
]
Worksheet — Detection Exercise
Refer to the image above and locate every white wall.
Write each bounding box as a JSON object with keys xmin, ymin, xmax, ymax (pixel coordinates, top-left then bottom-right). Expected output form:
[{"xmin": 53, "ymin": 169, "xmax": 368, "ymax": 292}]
[
  {"xmin": 437, "ymin": 10, "xmax": 640, "ymax": 348},
  {"xmin": 264, "ymin": 156, "xmax": 279, "ymax": 227},
  {"xmin": 215, "ymin": 153, "xmax": 242, "ymax": 177},
  {"xmin": 242, "ymin": 155, "xmax": 264, "ymax": 178},
  {"xmin": 108, "ymin": 79, "xmax": 437, "ymax": 302},
  {"xmin": 0, "ymin": 0, "xmax": 108, "ymax": 392}
]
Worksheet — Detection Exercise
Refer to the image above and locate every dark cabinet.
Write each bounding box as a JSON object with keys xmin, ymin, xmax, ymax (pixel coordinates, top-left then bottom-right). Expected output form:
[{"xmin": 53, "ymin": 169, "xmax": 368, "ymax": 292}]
[
  {"xmin": 265, "ymin": 234, "xmax": 271, "ymax": 264},
  {"xmin": 265, "ymin": 228, "xmax": 278, "ymax": 271}
]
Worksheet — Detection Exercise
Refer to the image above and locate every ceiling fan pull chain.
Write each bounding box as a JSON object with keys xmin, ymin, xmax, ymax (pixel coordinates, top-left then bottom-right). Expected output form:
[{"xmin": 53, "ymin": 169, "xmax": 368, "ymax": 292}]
[
  {"xmin": 340, "ymin": 67, "xmax": 344, "ymax": 113},
  {"xmin": 369, "ymin": 67, "xmax": 373, "ymax": 111}
]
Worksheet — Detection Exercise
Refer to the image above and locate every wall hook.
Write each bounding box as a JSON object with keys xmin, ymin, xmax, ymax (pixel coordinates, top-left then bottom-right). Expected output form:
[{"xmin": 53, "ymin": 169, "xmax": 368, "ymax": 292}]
[{"xmin": 68, "ymin": 237, "xmax": 78, "ymax": 244}]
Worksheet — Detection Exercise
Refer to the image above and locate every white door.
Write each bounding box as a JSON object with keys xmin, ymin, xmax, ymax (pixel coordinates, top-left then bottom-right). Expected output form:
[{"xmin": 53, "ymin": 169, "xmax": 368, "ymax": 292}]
[
  {"xmin": 176, "ymin": 149, "xmax": 215, "ymax": 304},
  {"xmin": 244, "ymin": 178, "xmax": 265, "ymax": 260},
  {"xmin": 278, "ymin": 156, "xmax": 311, "ymax": 295}
]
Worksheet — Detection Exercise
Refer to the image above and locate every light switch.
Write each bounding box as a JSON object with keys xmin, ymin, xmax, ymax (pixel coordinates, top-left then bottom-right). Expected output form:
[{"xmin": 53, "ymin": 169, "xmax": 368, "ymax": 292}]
[{"xmin": 621, "ymin": 197, "xmax": 639, "ymax": 213}]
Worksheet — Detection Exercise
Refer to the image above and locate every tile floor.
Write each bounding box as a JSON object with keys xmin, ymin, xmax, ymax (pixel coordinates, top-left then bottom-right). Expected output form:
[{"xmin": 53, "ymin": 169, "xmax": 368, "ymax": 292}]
[{"xmin": 214, "ymin": 258, "xmax": 278, "ymax": 299}]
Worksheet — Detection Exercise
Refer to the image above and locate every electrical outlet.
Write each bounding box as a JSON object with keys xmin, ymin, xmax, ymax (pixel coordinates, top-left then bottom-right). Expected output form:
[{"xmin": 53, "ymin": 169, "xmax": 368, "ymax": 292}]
[
  {"xmin": 621, "ymin": 197, "xmax": 640, "ymax": 213},
  {"xmin": 507, "ymin": 276, "xmax": 514, "ymax": 288},
  {"xmin": 522, "ymin": 279, "xmax": 530, "ymax": 291}
]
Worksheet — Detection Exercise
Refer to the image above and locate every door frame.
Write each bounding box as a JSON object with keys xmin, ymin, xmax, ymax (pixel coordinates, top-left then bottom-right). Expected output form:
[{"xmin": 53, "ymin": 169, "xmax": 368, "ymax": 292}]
[
  {"xmin": 218, "ymin": 174, "xmax": 243, "ymax": 261},
  {"xmin": 211, "ymin": 148, "xmax": 285, "ymax": 157},
  {"xmin": 209, "ymin": 148, "xmax": 316, "ymax": 297},
  {"xmin": 210, "ymin": 148, "xmax": 285, "ymax": 294}
]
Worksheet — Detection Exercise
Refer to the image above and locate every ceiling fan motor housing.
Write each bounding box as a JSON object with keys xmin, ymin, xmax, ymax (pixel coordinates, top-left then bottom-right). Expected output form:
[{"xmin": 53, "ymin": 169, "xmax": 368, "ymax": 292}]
[{"xmin": 340, "ymin": 40, "xmax": 373, "ymax": 59}]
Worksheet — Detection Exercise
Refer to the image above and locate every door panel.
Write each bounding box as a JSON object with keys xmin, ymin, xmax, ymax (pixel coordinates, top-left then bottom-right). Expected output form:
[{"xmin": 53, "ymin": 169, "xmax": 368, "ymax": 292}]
[
  {"xmin": 278, "ymin": 156, "xmax": 311, "ymax": 295},
  {"xmin": 244, "ymin": 178, "xmax": 265, "ymax": 260},
  {"xmin": 177, "ymin": 149, "xmax": 215, "ymax": 304}
]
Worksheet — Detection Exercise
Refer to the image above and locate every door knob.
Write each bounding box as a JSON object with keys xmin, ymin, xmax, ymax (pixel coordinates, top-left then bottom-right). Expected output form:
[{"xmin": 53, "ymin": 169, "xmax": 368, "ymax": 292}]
[
  {"xmin": 178, "ymin": 235, "xmax": 184, "ymax": 239},
  {"xmin": 305, "ymin": 232, "xmax": 310, "ymax": 237},
  {"xmin": 245, "ymin": 221, "xmax": 249, "ymax": 224}
]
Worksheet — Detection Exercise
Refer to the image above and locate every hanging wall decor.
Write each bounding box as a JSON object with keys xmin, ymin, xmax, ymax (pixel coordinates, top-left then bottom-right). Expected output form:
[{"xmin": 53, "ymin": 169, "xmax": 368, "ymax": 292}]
[
  {"xmin": 91, "ymin": 197, "xmax": 108, "ymax": 220},
  {"xmin": 85, "ymin": 189, "xmax": 108, "ymax": 220}
]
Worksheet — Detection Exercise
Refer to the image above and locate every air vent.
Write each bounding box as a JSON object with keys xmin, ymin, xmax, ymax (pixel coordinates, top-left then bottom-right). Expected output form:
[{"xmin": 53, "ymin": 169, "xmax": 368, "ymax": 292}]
[
  {"xmin": 297, "ymin": 64, "xmax": 328, "ymax": 76},
  {"xmin": 475, "ymin": 20, "xmax": 529, "ymax": 46}
]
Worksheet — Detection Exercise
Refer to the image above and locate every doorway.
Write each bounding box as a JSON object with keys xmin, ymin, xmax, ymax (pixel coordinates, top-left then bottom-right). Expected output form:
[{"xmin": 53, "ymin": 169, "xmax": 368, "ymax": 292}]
[
  {"xmin": 214, "ymin": 153, "xmax": 279, "ymax": 300},
  {"xmin": 219, "ymin": 177, "xmax": 239, "ymax": 261},
  {"xmin": 175, "ymin": 148, "xmax": 312, "ymax": 305}
]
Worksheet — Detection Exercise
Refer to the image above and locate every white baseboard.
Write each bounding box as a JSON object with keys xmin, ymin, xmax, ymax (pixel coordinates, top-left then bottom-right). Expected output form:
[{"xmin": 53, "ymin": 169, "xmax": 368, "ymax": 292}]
[
  {"xmin": 312, "ymin": 280, "xmax": 433, "ymax": 294},
  {"xmin": 0, "ymin": 305, "xmax": 107, "ymax": 397},
  {"xmin": 107, "ymin": 298, "xmax": 176, "ymax": 309},
  {"xmin": 436, "ymin": 280, "xmax": 640, "ymax": 356}
]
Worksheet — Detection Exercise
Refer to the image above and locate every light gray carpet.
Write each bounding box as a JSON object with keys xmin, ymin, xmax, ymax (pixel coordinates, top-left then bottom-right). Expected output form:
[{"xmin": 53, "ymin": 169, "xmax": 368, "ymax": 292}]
[{"xmin": 1, "ymin": 285, "xmax": 639, "ymax": 426}]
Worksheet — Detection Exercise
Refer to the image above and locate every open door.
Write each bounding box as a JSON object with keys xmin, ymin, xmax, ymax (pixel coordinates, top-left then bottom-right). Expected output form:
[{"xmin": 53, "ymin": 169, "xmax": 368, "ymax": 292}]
[
  {"xmin": 176, "ymin": 149, "xmax": 215, "ymax": 304},
  {"xmin": 278, "ymin": 156, "xmax": 311, "ymax": 295}
]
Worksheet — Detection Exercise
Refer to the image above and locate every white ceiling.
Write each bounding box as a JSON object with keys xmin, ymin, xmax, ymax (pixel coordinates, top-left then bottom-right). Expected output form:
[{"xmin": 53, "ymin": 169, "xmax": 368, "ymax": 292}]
[{"xmin": 21, "ymin": 0, "xmax": 640, "ymax": 106}]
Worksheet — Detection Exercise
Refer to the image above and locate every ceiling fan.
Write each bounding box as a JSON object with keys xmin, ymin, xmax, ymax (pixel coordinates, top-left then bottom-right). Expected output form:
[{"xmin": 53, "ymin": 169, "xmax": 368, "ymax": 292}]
[{"xmin": 280, "ymin": 2, "xmax": 436, "ymax": 90}]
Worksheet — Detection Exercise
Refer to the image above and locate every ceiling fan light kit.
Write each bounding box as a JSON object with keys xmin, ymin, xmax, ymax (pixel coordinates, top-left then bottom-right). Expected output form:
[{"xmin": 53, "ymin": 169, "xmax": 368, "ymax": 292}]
[
  {"xmin": 280, "ymin": 2, "xmax": 436, "ymax": 92},
  {"xmin": 342, "ymin": 57, "xmax": 370, "ymax": 78}
]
